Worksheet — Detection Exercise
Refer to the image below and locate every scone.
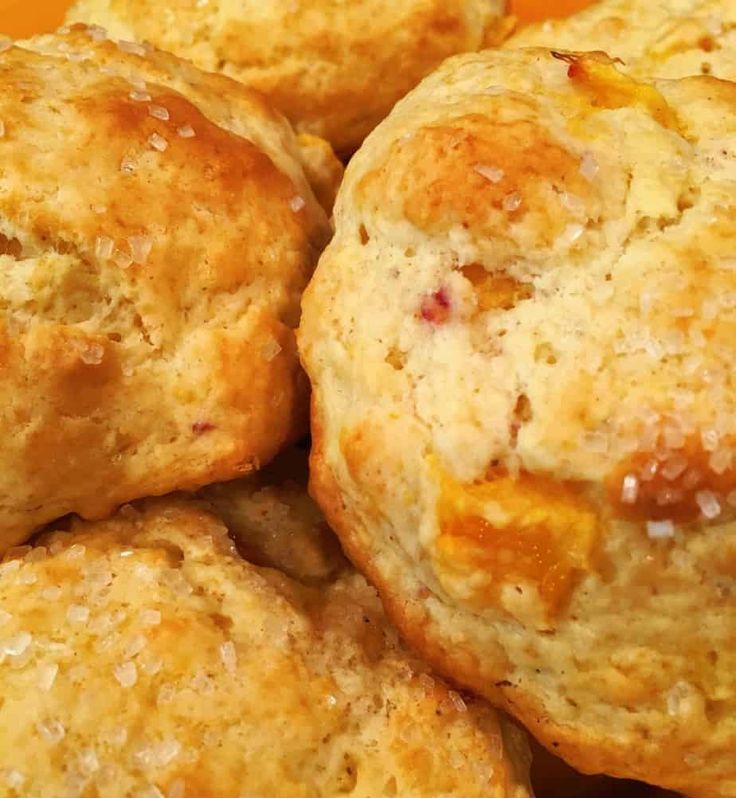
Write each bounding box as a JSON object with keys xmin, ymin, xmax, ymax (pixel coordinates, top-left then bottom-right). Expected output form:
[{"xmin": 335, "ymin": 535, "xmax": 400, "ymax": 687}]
[
  {"xmin": 0, "ymin": 26, "xmax": 331, "ymax": 555},
  {"xmin": 200, "ymin": 445, "xmax": 348, "ymax": 584},
  {"xmin": 65, "ymin": 0, "xmax": 507, "ymax": 155},
  {"xmin": 509, "ymin": 0, "xmax": 736, "ymax": 81},
  {"xmin": 0, "ymin": 497, "xmax": 532, "ymax": 798},
  {"xmin": 297, "ymin": 133, "xmax": 346, "ymax": 216},
  {"xmin": 300, "ymin": 47, "xmax": 736, "ymax": 796},
  {"xmin": 201, "ymin": 450, "xmax": 667, "ymax": 798}
]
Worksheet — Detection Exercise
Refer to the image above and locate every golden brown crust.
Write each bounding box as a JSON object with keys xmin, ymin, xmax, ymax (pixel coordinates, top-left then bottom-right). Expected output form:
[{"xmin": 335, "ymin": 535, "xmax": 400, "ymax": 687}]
[
  {"xmin": 0, "ymin": 494, "xmax": 531, "ymax": 798},
  {"xmin": 65, "ymin": 0, "xmax": 505, "ymax": 155},
  {"xmin": 0, "ymin": 27, "xmax": 330, "ymax": 554},
  {"xmin": 300, "ymin": 47, "xmax": 736, "ymax": 796}
]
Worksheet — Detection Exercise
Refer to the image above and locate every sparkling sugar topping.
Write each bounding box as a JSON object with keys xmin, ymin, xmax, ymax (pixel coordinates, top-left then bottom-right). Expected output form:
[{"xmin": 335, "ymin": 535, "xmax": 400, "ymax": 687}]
[
  {"xmin": 148, "ymin": 105, "xmax": 170, "ymax": 121},
  {"xmin": 127, "ymin": 76, "xmax": 147, "ymax": 91},
  {"xmin": 696, "ymin": 490, "xmax": 722, "ymax": 520},
  {"xmin": 447, "ymin": 691, "xmax": 467, "ymax": 713},
  {"xmin": 113, "ymin": 661, "xmax": 138, "ymax": 688},
  {"xmin": 611, "ymin": 418, "xmax": 736, "ymax": 528},
  {"xmin": 128, "ymin": 235, "xmax": 153, "ymax": 264},
  {"xmin": 37, "ymin": 719, "xmax": 66, "ymax": 744},
  {"xmin": 219, "ymin": 641, "xmax": 237, "ymax": 674},
  {"xmin": 85, "ymin": 25, "xmax": 108, "ymax": 42},
  {"xmin": 114, "ymin": 250, "xmax": 134, "ymax": 269},
  {"xmin": 559, "ymin": 223, "xmax": 585, "ymax": 246},
  {"xmin": 77, "ymin": 342, "xmax": 105, "ymax": 366},
  {"xmin": 621, "ymin": 474, "xmax": 639, "ymax": 504},
  {"xmin": 38, "ymin": 662, "xmax": 59, "ymax": 691},
  {"xmin": 0, "ymin": 534, "xmax": 214, "ymax": 794},
  {"xmin": 117, "ymin": 40, "xmax": 147, "ymax": 57},
  {"xmin": 95, "ymin": 236, "xmax": 114, "ymax": 260},
  {"xmin": 502, "ymin": 192, "xmax": 522, "ymax": 212},
  {"xmin": 1, "ymin": 631, "xmax": 32, "ymax": 657},
  {"xmin": 473, "ymin": 163, "xmax": 505, "ymax": 184},
  {"xmin": 4, "ymin": 770, "xmax": 25, "ymax": 789},
  {"xmin": 67, "ymin": 604, "xmax": 90, "ymax": 624},
  {"xmin": 148, "ymin": 133, "xmax": 169, "ymax": 152},
  {"xmin": 647, "ymin": 519, "xmax": 675, "ymax": 539},
  {"xmin": 139, "ymin": 609, "xmax": 161, "ymax": 626},
  {"xmin": 260, "ymin": 336, "xmax": 282, "ymax": 362},
  {"xmin": 579, "ymin": 151, "xmax": 599, "ymax": 181}
]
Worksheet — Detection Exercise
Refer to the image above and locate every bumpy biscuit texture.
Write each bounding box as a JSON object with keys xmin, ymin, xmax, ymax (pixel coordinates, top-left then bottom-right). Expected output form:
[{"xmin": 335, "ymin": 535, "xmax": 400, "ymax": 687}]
[
  {"xmin": 65, "ymin": 0, "xmax": 506, "ymax": 155},
  {"xmin": 300, "ymin": 46, "xmax": 736, "ymax": 796},
  {"xmin": 0, "ymin": 26, "xmax": 331, "ymax": 555},
  {"xmin": 0, "ymin": 493, "xmax": 531, "ymax": 797},
  {"xmin": 509, "ymin": 0, "xmax": 736, "ymax": 81}
]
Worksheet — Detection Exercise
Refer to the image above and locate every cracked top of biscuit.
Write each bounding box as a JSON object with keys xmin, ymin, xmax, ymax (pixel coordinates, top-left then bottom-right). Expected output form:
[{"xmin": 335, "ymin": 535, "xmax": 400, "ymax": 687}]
[
  {"xmin": 64, "ymin": 0, "xmax": 505, "ymax": 154},
  {"xmin": 0, "ymin": 27, "xmax": 330, "ymax": 553}
]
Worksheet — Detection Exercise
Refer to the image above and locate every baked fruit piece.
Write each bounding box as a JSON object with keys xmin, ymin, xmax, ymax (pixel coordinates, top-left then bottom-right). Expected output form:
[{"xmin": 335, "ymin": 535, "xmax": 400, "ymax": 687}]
[
  {"xmin": 64, "ymin": 0, "xmax": 508, "ymax": 156},
  {"xmin": 508, "ymin": 0, "xmax": 736, "ymax": 81},
  {"xmin": 0, "ymin": 26, "xmax": 332, "ymax": 555},
  {"xmin": 0, "ymin": 497, "xmax": 532, "ymax": 797},
  {"xmin": 300, "ymin": 46, "xmax": 736, "ymax": 796}
]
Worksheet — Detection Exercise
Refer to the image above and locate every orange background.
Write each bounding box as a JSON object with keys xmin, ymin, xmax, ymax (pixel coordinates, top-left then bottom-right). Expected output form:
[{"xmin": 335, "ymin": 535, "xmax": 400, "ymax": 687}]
[
  {"xmin": 510, "ymin": 0, "xmax": 594, "ymax": 20},
  {"xmin": 1, "ymin": 0, "xmax": 68, "ymax": 37},
  {"xmin": 0, "ymin": 0, "xmax": 594, "ymax": 38}
]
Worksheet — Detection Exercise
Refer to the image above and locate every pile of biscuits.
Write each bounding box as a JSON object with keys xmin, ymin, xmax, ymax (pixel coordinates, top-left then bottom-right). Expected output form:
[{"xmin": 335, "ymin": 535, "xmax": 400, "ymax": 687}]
[{"xmin": 0, "ymin": 1, "xmax": 734, "ymax": 795}]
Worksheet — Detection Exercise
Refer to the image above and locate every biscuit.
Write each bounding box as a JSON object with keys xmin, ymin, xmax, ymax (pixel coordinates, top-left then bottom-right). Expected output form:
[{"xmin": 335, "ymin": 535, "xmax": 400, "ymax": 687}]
[
  {"xmin": 0, "ymin": 496, "xmax": 532, "ymax": 798},
  {"xmin": 296, "ymin": 133, "xmax": 345, "ymax": 217},
  {"xmin": 199, "ymin": 446, "xmax": 348, "ymax": 584},
  {"xmin": 509, "ymin": 0, "xmax": 736, "ymax": 82},
  {"xmin": 300, "ymin": 46, "xmax": 736, "ymax": 795},
  {"xmin": 0, "ymin": 26, "xmax": 331, "ymax": 555},
  {"xmin": 65, "ymin": 0, "xmax": 507, "ymax": 155}
]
